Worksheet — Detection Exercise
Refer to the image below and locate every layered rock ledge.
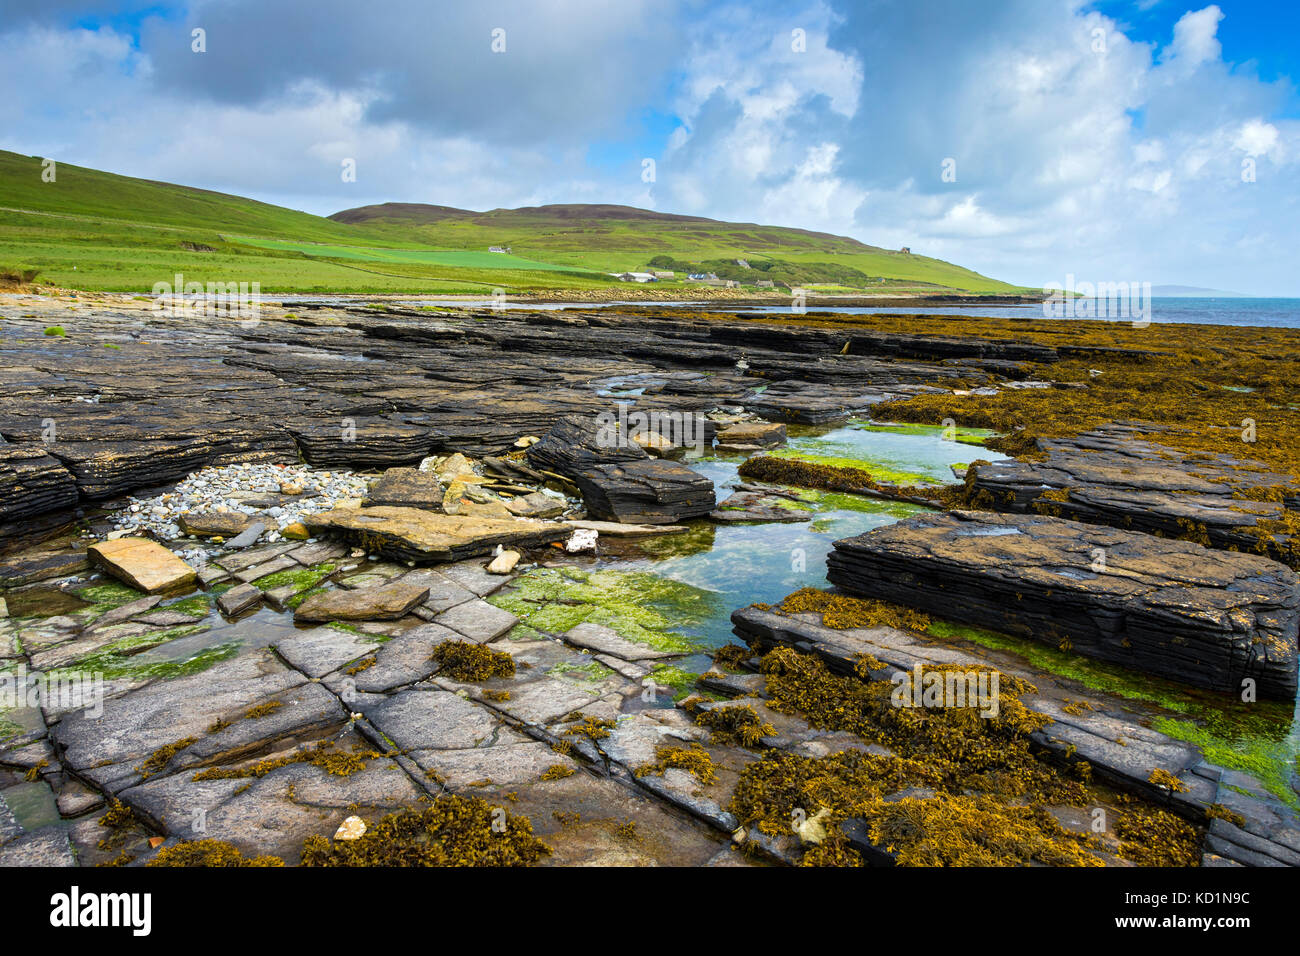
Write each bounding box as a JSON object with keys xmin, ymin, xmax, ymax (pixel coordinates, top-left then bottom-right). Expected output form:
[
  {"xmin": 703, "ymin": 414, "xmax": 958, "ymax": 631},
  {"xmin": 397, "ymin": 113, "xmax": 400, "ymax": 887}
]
[{"xmin": 825, "ymin": 510, "xmax": 1299, "ymax": 699}]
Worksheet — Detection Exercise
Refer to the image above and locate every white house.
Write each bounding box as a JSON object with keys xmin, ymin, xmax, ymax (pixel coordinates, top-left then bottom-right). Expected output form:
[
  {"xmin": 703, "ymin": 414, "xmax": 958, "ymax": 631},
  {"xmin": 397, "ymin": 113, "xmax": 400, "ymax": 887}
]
[{"xmin": 488, "ymin": 245, "xmax": 511, "ymax": 253}]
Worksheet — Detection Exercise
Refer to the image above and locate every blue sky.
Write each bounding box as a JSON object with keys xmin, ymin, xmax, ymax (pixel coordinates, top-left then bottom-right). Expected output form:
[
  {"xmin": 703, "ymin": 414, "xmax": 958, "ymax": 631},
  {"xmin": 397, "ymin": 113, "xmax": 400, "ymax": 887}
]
[{"xmin": 2, "ymin": 0, "xmax": 1298, "ymax": 294}]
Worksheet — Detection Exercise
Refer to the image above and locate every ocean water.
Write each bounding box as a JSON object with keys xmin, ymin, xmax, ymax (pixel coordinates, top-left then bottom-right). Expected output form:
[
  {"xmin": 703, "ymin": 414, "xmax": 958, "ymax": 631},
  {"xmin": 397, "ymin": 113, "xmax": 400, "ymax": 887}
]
[{"xmin": 735, "ymin": 297, "xmax": 1300, "ymax": 328}]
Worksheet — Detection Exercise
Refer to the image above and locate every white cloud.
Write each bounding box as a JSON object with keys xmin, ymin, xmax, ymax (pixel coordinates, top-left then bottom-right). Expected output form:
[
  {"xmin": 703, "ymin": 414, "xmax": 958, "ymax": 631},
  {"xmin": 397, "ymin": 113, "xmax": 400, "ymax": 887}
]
[{"xmin": 0, "ymin": 1, "xmax": 1297, "ymax": 294}]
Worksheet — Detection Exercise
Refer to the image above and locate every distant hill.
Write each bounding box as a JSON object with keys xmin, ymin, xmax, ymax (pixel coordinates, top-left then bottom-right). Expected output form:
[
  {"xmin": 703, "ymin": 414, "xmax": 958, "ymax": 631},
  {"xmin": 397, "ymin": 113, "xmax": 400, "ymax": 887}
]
[
  {"xmin": 329, "ymin": 200, "xmax": 1022, "ymax": 293},
  {"xmin": 0, "ymin": 149, "xmax": 1022, "ymax": 294},
  {"xmin": 1150, "ymin": 285, "xmax": 1252, "ymax": 298}
]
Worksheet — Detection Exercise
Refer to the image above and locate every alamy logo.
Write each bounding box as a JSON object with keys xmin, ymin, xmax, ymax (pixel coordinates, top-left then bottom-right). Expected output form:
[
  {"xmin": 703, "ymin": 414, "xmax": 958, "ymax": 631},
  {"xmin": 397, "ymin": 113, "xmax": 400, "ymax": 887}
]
[
  {"xmin": 152, "ymin": 272, "xmax": 261, "ymax": 323},
  {"xmin": 595, "ymin": 404, "xmax": 707, "ymax": 456},
  {"xmin": 50, "ymin": 887, "xmax": 151, "ymax": 936},
  {"xmin": 891, "ymin": 664, "xmax": 1001, "ymax": 718},
  {"xmin": 1, "ymin": 665, "xmax": 102, "ymax": 719},
  {"xmin": 1042, "ymin": 275, "xmax": 1152, "ymax": 327}
]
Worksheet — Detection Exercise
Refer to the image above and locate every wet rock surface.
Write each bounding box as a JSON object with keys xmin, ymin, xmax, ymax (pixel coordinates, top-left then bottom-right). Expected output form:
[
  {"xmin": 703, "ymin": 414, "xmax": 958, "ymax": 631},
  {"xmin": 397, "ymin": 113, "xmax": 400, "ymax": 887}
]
[
  {"xmin": 970, "ymin": 423, "xmax": 1300, "ymax": 563},
  {"xmin": 0, "ymin": 303, "xmax": 1011, "ymax": 533},
  {"xmin": 527, "ymin": 415, "xmax": 716, "ymax": 523},
  {"xmin": 1, "ymin": 297, "xmax": 1297, "ymax": 868},
  {"xmin": 826, "ymin": 510, "xmax": 1299, "ymax": 698}
]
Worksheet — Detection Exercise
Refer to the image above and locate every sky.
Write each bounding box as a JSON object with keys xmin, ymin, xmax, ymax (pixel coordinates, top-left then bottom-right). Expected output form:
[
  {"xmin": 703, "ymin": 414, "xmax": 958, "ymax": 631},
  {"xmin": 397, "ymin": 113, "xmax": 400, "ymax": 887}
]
[{"xmin": 2, "ymin": 0, "xmax": 1298, "ymax": 294}]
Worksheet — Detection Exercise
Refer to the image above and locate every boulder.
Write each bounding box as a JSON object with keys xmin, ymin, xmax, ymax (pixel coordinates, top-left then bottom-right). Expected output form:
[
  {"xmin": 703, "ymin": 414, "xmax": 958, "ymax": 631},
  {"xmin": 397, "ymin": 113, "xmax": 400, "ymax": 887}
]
[
  {"xmin": 715, "ymin": 421, "xmax": 786, "ymax": 448},
  {"xmin": 363, "ymin": 467, "xmax": 445, "ymax": 509},
  {"xmin": 504, "ymin": 492, "xmax": 566, "ymax": 519},
  {"xmin": 302, "ymin": 506, "xmax": 568, "ymax": 564},
  {"xmin": 825, "ymin": 510, "xmax": 1299, "ymax": 699},
  {"xmin": 526, "ymin": 414, "xmax": 714, "ymax": 524},
  {"xmin": 88, "ymin": 538, "xmax": 196, "ymax": 594},
  {"xmin": 178, "ymin": 512, "xmax": 257, "ymax": 538}
]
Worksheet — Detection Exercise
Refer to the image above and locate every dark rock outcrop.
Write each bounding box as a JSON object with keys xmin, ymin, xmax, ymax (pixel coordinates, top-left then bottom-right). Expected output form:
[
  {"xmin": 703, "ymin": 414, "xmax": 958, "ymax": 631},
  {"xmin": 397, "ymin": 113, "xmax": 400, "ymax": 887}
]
[
  {"xmin": 969, "ymin": 423, "xmax": 1299, "ymax": 564},
  {"xmin": 526, "ymin": 414, "xmax": 715, "ymax": 523},
  {"xmin": 825, "ymin": 510, "xmax": 1299, "ymax": 698}
]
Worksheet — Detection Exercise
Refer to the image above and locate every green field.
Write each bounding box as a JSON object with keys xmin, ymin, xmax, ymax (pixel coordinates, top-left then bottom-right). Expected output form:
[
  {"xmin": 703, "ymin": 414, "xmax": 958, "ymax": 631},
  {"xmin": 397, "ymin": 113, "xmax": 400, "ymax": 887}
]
[{"xmin": 0, "ymin": 150, "xmax": 1024, "ymax": 295}]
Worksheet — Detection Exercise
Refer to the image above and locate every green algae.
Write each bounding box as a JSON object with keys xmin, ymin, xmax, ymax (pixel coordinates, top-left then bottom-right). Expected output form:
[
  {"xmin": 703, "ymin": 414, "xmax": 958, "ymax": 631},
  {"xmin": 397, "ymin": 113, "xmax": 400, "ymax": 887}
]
[
  {"xmin": 647, "ymin": 663, "xmax": 701, "ymax": 701},
  {"xmin": 74, "ymin": 580, "xmax": 145, "ymax": 615},
  {"xmin": 48, "ymin": 638, "xmax": 240, "ymax": 683},
  {"xmin": 489, "ymin": 566, "xmax": 716, "ymax": 653},
  {"xmin": 926, "ymin": 619, "xmax": 1300, "ymax": 809},
  {"xmin": 789, "ymin": 487, "xmax": 925, "ymax": 518},
  {"xmin": 764, "ymin": 449, "xmax": 941, "ymax": 486},
  {"xmin": 548, "ymin": 659, "xmax": 615, "ymax": 687},
  {"xmin": 852, "ymin": 420, "xmax": 999, "ymax": 447},
  {"xmin": 253, "ymin": 563, "xmax": 335, "ymax": 593},
  {"xmin": 160, "ymin": 593, "xmax": 213, "ymax": 618}
]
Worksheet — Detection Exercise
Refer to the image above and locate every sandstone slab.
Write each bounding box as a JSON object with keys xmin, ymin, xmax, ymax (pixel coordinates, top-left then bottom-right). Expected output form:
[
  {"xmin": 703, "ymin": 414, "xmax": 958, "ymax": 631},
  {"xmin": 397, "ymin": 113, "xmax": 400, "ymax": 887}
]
[
  {"xmin": 88, "ymin": 537, "xmax": 196, "ymax": 593},
  {"xmin": 303, "ymin": 505, "xmax": 568, "ymax": 563},
  {"xmin": 294, "ymin": 581, "xmax": 431, "ymax": 622}
]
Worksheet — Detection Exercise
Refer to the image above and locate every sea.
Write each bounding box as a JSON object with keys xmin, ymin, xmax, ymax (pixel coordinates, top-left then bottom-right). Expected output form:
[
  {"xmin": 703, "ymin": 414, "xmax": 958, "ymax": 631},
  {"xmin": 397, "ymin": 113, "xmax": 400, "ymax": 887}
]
[
  {"xmin": 733, "ymin": 298, "xmax": 1300, "ymax": 329},
  {"xmin": 266, "ymin": 295, "xmax": 1300, "ymax": 328}
]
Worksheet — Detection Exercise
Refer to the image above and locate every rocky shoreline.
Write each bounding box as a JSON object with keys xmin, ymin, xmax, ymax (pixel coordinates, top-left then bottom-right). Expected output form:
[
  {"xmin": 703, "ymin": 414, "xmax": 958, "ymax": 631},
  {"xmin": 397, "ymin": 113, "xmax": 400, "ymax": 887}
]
[{"xmin": 1, "ymin": 292, "xmax": 1297, "ymax": 867}]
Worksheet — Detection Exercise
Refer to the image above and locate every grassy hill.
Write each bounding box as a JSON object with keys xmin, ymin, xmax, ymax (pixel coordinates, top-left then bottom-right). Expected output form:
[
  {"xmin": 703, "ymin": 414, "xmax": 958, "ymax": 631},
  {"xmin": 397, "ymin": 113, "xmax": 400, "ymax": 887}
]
[{"xmin": 0, "ymin": 150, "xmax": 1023, "ymax": 295}]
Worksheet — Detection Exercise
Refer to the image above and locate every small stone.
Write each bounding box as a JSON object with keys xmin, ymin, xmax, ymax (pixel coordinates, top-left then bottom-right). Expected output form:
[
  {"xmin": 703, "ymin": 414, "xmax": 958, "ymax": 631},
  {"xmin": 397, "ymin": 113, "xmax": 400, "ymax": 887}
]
[
  {"xmin": 281, "ymin": 522, "xmax": 310, "ymax": 540},
  {"xmin": 565, "ymin": 529, "xmax": 598, "ymax": 553},
  {"xmin": 487, "ymin": 550, "xmax": 520, "ymax": 574},
  {"xmin": 334, "ymin": 816, "xmax": 367, "ymax": 841},
  {"xmin": 280, "ymin": 482, "xmax": 304, "ymax": 496},
  {"xmin": 88, "ymin": 537, "xmax": 196, "ymax": 593}
]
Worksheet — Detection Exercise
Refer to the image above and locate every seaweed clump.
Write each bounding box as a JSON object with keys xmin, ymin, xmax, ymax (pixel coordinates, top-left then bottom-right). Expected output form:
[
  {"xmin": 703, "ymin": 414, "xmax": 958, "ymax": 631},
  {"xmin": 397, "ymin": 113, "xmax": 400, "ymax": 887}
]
[
  {"xmin": 865, "ymin": 793, "xmax": 1104, "ymax": 867},
  {"xmin": 694, "ymin": 704, "xmax": 776, "ymax": 748},
  {"xmin": 136, "ymin": 735, "xmax": 199, "ymax": 779},
  {"xmin": 635, "ymin": 743, "xmax": 718, "ymax": 785},
  {"xmin": 192, "ymin": 741, "xmax": 384, "ymax": 781},
  {"xmin": 299, "ymin": 795, "xmax": 550, "ymax": 867},
  {"xmin": 758, "ymin": 648, "xmax": 1073, "ymax": 798},
  {"xmin": 1114, "ymin": 800, "xmax": 1202, "ymax": 866},
  {"xmin": 770, "ymin": 587, "xmax": 932, "ymax": 633},
  {"xmin": 432, "ymin": 640, "xmax": 516, "ymax": 681},
  {"xmin": 712, "ymin": 643, "xmax": 754, "ymax": 670},
  {"xmin": 147, "ymin": 839, "xmax": 284, "ymax": 867}
]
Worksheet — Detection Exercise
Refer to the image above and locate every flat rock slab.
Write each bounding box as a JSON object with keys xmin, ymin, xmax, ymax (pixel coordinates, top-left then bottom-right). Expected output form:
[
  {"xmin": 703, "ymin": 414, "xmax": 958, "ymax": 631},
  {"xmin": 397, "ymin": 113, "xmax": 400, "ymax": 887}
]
[
  {"xmin": 715, "ymin": 421, "xmax": 786, "ymax": 447},
  {"xmin": 564, "ymin": 519, "xmax": 688, "ymax": 536},
  {"xmin": 504, "ymin": 492, "xmax": 565, "ymax": 519},
  {"xmin": 52, "ymin": 650, "xmax": 308, "ymax": 793},
  {"xmin": 363, "ymin": 466, "xmax": 444, "ymax": 509},
  {"xmin": 711, "ymin": 488, "xmax": 812, "ymax": 523},
  {"xmin": 562, "ymin": 622, "xmax": 679, "ymax": 662},
  {"xmin": 120, "ymin": 734, "xmax": 422, "ymax": 863},
  {"xmin": 0, "ymin": 826, "xmax": 76, "ymax": 867},
  {"xmin": 970, "ymin": 423, "xmax": 1300, "ymax": 564},
  {"xmin": 433, "ymin": 598, "xmax": 518, "ymax": 642},
  {"xmin": 304, "ymin": 506, "xmax": 568, "ymax": 563},
  {"xmin": 274, "ymin": 626, "xmax": 382, "ymax": 679},
  {"xmin": 178, "ymin": 512, "xmax": 258, "ymax": 538},
  {"xmin": 217, "ymin": 582, "xmax": 263, "ymax": 616},
  {"xmin": 324, "ymin": 622, "xmax": 461, "ymax": 694},
  {"xmin": 358, "ymin": 688, "xmax": 506, "ymax": 752},
  {"xmin": 88, "ymin": 537, "xmax": 196, "ymax": 593},
  {"xmin": 826, "ymin": 510, "xmax": 1300, "ymax": 699},
  {"xmin": 295, "ymin": 581, "xmax": 430, "ymax": 622}
]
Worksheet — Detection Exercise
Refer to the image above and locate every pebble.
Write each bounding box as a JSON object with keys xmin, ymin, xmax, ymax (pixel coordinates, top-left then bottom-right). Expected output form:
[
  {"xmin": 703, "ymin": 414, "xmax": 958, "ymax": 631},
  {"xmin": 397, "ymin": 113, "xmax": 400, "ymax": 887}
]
[
  {"xmin": 108, "ymin": 462, "xmax": 371, "ymax": 543},
  {"xmin": 334, "ymin": 816, "xmax": 367, "ymax": 841}
]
